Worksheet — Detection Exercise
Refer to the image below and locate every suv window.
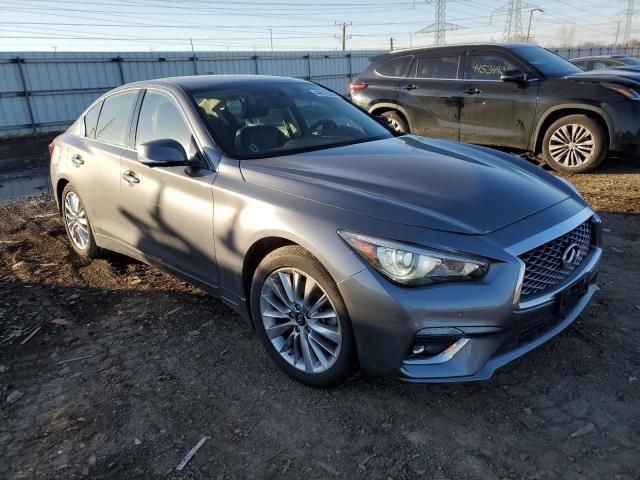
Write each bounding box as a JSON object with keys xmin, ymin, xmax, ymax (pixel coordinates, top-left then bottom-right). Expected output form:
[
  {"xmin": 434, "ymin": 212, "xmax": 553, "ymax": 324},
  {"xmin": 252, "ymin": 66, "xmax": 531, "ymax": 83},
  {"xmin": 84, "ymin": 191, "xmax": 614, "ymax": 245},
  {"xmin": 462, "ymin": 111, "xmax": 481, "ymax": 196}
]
[
  {"xmin": 84, "ymin": 100, "xmax": 103, "ymax": 139},
  {"xmin": 593, "ymin": 60, "xmax": 620, "ymax": 70},
  {"xmin": 95, "ymin": 90, "xmax": 139, "ymax": 146},
  {"xmin": 572, "ymin": 60, "xmax": 589, "ymax": 70},
  {"xmin": 468, "ymin": 53, "xmax": 517, "ymax": 80},
  {"xmin": 374, "ymin": 56, "xmax": 413, "ymax": 77},
  {"xmin": 136, "ymin": 90, "xmax": 193, "ymax": 155},
  {"xmin": 416, "ymin": 56, "xmax": 460, "ymax": 79}
]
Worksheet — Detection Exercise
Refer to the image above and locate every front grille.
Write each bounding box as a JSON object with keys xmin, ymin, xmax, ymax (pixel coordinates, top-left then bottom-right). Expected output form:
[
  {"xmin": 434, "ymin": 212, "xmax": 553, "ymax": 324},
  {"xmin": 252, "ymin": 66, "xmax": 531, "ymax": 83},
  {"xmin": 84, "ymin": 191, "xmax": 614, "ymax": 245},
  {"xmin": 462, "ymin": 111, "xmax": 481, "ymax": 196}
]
[{"xmin": 519, "ymin": 220, "xmax": 593, "ymax": 298}]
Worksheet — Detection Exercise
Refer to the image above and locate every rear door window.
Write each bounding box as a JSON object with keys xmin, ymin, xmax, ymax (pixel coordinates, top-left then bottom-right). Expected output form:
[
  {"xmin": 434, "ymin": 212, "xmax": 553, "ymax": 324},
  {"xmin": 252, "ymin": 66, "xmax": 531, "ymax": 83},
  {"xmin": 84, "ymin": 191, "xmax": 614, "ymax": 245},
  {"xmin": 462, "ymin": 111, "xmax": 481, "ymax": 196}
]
[
  {"xmin": 467, "ymin": 53, "xmax": 517, "ymax": 80},
  {"xmin": 84, "ymin": 101, "xmax": 103, "ymax": 139},
  {"xmin": 374, "ymin": 56, "xmax": 413, "ymax": 77},
  {"xmin": 95, "ymin": 90, "xmax": 139, "ymax": 146},
  {"xmin": 416, "ymin": 56, "xmax": 461, "ymax": 79}
]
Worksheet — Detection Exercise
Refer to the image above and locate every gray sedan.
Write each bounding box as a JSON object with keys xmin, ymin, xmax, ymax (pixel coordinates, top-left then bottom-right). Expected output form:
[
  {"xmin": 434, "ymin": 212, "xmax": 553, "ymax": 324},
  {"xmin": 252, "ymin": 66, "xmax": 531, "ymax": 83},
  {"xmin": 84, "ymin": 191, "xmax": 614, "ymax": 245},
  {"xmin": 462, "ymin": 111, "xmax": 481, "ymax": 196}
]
[{"xmin": 49, "ymin": 75, "xmax": 601, "ymax": 387}]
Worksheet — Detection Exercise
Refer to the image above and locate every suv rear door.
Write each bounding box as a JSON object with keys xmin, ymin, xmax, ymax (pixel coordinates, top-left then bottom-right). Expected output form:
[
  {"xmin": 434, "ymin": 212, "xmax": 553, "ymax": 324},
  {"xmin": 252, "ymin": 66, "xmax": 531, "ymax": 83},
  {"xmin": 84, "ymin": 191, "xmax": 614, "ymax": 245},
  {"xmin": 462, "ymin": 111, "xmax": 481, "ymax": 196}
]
[
  {"xmin": 397, "ymin": 52, "xmax": 464, "ymax": 140},
  {"xmin": 459, "ymin": 48, "xmax": 539, "ymax": 149}
]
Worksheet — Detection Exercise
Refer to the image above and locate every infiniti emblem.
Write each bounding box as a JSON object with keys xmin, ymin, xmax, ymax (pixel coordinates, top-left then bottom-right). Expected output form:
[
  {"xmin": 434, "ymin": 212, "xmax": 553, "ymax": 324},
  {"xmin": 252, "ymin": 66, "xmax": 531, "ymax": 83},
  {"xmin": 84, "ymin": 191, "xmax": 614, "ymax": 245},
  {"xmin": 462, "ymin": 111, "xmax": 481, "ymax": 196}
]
[{"xmin": 561, "ymin": 243, "xmax": 582, "ymax": 268}]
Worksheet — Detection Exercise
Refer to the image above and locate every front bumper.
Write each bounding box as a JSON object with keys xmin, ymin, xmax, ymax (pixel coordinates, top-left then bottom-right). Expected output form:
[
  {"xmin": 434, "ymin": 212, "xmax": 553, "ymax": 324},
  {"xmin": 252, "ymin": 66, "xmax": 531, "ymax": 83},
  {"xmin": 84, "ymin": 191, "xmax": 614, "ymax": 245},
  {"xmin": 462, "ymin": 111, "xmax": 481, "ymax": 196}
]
[{"xmin": 338, "ymin": 215, "xmax": 602, "ymax": 383}]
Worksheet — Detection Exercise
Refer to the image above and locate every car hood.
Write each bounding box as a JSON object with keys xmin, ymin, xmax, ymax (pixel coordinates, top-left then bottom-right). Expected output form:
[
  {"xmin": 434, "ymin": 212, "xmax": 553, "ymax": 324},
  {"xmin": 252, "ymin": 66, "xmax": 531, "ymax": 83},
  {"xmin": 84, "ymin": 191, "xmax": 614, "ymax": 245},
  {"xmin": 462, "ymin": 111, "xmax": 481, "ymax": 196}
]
[
  {"xmin": 566, "ymin": 68, "xmax": 640, "ymax": 87},
  {"xmin": 240, "ymin": 136, "xmax": 574, "ymax": 235}
]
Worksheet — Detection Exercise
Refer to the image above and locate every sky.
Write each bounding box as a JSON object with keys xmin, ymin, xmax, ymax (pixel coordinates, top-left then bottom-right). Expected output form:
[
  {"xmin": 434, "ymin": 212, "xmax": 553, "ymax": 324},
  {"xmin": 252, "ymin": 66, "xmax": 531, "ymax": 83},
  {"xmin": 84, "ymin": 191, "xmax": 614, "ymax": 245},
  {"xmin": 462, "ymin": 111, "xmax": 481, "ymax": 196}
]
[{"xmin": 0, "ymin": 0, "xmax": 634, "ymax": 52}]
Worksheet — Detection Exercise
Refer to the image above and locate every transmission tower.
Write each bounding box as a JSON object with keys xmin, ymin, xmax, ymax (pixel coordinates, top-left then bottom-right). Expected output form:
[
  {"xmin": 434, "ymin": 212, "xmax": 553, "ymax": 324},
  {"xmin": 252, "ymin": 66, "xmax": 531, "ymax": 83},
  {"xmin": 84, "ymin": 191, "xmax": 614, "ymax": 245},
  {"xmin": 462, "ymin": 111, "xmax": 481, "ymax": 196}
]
[
  {"xmin": 416, "ymin": 0, "xmax": 463, "ymax": 46},
  {"xmin": 502, "ymin": 0, "xmax": 525, "ymax": 42},
  {"xmin": 623, "ymin": 0, "xmax": 635, "ymax": 45}
]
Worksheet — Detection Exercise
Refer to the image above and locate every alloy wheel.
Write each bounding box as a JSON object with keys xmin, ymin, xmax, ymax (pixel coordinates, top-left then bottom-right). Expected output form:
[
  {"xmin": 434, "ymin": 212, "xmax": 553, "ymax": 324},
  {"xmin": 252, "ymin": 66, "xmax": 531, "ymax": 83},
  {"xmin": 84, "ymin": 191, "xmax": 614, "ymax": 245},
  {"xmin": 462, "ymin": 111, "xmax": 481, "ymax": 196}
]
[
  {"xmin": 387, "ymin": 118, "xmax": 403, "ymax": 132},
  {"xmin": 64, "ymin": 191, "xmax": 90, "ymax": 250},
  {"xmin": 548, "ymin": 123, "xmax": 595, "ymax": 168},
  {"xmin": 259, "ymin": 268, "xmax": 342, "ymax": 374}
]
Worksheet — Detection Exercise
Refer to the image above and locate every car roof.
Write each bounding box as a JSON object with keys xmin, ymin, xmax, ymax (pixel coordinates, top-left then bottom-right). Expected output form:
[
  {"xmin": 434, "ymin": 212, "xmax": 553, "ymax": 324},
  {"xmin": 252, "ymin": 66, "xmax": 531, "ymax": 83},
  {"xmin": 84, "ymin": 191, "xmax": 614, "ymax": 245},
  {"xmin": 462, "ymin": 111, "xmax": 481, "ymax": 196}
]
[
  {"xmin": 386, "ymin": 42, "xmax": 531, "ymax": 56},
  {"xmin": 570, "ymin": 55, "xmax": 631, "ymax": 61},
  {"xmin": 119, "ymin": 74, "xmax": 310, "ymax": 94}
]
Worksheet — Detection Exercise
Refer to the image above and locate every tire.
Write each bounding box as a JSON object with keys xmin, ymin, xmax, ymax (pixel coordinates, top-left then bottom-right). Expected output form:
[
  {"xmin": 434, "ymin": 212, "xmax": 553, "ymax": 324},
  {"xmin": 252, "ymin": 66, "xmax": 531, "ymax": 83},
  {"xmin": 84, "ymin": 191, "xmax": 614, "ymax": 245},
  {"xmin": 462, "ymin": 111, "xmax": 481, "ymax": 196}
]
[
  {"xmin": 380, "ymin": 110, "xmax": 409, "ymax": 133},
  {"xmin": 542, "ymin": 114, "xmax": 607, "ymax": 173},
  {"xmin": 250, "ymin": 245, "xmax": 356, "ymax": 388},
  {"xmin": 61, "ymin": 184, "xmax": 99, "ymax": 259}
]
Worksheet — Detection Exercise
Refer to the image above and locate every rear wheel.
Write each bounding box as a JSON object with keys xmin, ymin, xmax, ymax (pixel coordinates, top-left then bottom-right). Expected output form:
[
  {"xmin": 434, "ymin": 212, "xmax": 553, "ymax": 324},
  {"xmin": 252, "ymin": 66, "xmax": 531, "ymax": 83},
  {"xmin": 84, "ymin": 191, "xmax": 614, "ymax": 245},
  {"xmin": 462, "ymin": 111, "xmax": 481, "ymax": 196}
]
[
  {"xmin": 542, "ymin": 114, "xmax": 607, "ymax": 173},
  {"xmin": 250, "ymin": 246, "xmax": 356, "ymax": 388},
  {"xmin": 380, "ymin": 110, "xmax": 409, "ymax": 133},
  {"xmin": 61, "ymin": 184, "xmax": 98, "ymax": 258}
]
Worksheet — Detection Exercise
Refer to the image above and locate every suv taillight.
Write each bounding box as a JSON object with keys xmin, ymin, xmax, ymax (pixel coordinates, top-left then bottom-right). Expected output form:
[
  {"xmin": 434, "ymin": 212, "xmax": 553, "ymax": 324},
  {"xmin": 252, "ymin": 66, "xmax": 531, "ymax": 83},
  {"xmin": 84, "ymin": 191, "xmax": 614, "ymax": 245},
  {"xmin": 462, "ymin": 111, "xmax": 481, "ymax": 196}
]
[
  {"xmin": 349, "ymin": 82, "xmax": 368, "ymax": 93},
  {"xmin": 48, "ymin": 142, "xmax": 55, "ymax": 158}
]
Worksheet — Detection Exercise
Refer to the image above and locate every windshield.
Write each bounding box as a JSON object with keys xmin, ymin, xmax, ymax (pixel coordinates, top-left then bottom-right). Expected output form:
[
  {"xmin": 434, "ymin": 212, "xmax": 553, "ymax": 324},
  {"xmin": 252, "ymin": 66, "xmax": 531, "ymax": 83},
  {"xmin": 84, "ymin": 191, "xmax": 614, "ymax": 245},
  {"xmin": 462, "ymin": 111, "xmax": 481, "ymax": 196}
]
[
  {"xmin": 512, "ymin": 46, "xmax": 582, "ymax": 77},
  {"xmin": 192, "ymin": 83, "xmax": 393, "ymax": 159}
]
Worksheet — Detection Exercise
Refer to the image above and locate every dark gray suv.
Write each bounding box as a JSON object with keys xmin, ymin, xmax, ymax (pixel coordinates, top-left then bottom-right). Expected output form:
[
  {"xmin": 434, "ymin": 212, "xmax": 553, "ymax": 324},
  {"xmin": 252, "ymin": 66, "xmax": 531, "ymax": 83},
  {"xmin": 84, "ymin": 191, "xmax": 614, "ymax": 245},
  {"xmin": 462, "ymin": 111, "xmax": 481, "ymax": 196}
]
[
  {"xmin": 50, "ymin": 75, "xmax": 601, "ymax": 387},
  {"xmin": 351, "ymin": 43, "xmax": 640, "ymax": 173}
]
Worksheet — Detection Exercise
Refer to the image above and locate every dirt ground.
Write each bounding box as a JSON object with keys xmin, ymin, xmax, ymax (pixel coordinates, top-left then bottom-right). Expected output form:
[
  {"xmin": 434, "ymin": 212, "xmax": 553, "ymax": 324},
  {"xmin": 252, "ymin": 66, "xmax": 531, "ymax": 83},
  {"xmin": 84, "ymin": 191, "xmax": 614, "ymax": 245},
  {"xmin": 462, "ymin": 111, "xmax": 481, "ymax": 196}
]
[{"xmin": 1, "ymin": 134, "xmax": 639, "ymax": 480}]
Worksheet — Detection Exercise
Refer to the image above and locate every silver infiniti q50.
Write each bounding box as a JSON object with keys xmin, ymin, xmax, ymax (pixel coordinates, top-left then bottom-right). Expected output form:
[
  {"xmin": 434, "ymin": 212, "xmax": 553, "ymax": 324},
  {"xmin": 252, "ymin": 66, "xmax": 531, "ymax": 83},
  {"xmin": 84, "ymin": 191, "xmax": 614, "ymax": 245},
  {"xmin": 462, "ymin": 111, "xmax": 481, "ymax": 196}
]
[{"xmin": 49, "ymin": 75, "xmax": 601, "ymax": 387}]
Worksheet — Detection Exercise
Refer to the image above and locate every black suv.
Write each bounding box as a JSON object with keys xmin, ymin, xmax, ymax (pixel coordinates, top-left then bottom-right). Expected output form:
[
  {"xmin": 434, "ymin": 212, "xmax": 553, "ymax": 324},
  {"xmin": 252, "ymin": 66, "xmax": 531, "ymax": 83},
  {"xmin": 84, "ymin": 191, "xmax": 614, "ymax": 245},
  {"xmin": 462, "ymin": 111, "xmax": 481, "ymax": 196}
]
[{"xmin": 351, "ymin": 43, "xmax": 640, "ymax": 172}]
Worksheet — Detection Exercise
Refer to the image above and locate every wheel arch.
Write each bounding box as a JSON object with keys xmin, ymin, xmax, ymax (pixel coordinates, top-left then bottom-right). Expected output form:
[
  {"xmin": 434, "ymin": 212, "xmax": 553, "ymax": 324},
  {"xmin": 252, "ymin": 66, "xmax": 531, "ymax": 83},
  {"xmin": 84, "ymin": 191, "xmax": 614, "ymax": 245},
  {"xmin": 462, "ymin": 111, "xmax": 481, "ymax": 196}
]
[
  {"xmin": 55, "ymin": 177, "xmax": 70, "ymax": 213},
  {"xmin": 532, "ymin": 105, "xmax": 612, "ymax": 154},
  {"xmin": 241, "ymin": 236, "xmax": 297, "ymax": 321}
]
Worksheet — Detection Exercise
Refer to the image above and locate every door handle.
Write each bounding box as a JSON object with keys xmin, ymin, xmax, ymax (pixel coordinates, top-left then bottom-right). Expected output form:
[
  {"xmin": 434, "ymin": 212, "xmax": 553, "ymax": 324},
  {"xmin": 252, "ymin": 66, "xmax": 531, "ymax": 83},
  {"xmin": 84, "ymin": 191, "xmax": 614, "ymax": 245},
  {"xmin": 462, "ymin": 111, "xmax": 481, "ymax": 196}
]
[
  {"xmin": 403, "ymin": 84, "xmax": 418, "ymax": 90},
  {"xmin": 464, "ymin": 87, "xmax": 482, "ymax": 95},
  {"xmin": 71, "ymin": 154, "xmax": 84, "ymax": 167},
  {"xmin": 122, "ymin": 170, "xmax": 140, "ymax": 185}
]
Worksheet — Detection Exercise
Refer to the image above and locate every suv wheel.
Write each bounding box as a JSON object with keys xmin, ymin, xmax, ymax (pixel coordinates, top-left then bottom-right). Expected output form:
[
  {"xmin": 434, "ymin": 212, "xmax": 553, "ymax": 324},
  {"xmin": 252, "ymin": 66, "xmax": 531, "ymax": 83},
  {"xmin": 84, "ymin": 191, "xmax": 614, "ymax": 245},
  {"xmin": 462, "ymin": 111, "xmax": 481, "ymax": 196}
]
[
  {"xmin": 250, "ymin": 246, "xmax": 356, "ymax": 388},
  {"xmin": 61, "ymin": 184, "xmax": 99, "ymax": 258},
  {"xmin": 380, "ymin": 111, "xmax": 409, "ymax": 133},
  {"xmin": 542, "ymin": 114, "xmax": 607, "ymax": 173}
]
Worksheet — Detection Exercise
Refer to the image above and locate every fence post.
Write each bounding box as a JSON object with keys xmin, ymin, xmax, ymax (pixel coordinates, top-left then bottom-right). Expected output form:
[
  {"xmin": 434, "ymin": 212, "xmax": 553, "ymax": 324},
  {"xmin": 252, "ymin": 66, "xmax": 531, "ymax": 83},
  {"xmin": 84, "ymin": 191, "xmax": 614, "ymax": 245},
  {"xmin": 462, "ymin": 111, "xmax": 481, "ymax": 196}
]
[
  {"xmin": 253, "ymin": 55, "xmax": 259, "ymax": 74},
  {"xmin": 13, "ymin": 57, "xmax": 37, "ymax": 134},
  {"xmin": 113, "ymin": 56, "xmax": 125, "ymax": 85},
  {"xmin": 191, "ymin": 55, "xmax": 199, "ymax": 75},
  {"xmin": 305, "ymin": 54, "xmax": 311, "ymax": 80},
  {"xmin": 347, "ymin": 52, "xmax": 353, "ymax": 81}
]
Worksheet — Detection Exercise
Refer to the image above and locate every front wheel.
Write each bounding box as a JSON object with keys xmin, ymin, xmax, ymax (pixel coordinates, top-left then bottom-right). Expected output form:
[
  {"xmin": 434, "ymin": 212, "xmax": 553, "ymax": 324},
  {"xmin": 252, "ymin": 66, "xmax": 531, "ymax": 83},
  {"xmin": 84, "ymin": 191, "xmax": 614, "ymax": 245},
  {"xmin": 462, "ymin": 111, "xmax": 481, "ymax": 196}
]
[
  {"xmin": 250, "ymin": 246, "xmax": 356, "ymax": 388},
  {"xmin": 542, "ymin": 114, "xmax": 607, "ymax": 173}
]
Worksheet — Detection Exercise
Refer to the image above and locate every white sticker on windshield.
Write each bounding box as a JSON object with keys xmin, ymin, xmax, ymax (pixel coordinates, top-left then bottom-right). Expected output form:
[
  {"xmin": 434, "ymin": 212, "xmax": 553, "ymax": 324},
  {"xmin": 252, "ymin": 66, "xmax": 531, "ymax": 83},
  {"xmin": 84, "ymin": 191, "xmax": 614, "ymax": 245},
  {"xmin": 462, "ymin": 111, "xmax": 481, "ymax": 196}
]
[{"xmin": 309, "ymin": 89, "xmax": 339, "ymax": 98}]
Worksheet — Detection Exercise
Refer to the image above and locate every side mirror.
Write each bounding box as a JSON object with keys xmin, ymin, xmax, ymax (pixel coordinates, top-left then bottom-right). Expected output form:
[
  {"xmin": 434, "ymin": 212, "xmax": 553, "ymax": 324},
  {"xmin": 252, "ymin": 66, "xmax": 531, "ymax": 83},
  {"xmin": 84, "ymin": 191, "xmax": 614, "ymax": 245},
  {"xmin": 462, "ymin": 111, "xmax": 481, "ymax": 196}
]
[
  {"xmin": 138, "ymin": 139, "xmax": 188, "ymax": 167},
  {"xmin": 500, "ymin": 69, "xmax": 527, "ymax": 83}
]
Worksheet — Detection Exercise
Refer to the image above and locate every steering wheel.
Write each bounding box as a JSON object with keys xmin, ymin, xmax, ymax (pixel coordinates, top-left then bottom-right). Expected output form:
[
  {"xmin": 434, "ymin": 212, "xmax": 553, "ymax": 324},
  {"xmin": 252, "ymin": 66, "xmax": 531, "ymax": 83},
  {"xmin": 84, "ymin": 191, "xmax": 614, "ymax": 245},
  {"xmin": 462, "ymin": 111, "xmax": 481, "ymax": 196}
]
[{"xmin": 309, "ymin": 119, "xmax": 338, "ymax": 135}]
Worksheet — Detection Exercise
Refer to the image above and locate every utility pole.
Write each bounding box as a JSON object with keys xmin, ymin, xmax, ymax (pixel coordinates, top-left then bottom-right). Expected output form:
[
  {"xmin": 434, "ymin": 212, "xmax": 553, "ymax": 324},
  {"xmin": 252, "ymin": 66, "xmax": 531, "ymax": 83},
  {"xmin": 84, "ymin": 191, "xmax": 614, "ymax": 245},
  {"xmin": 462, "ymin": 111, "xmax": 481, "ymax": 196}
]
[
  {"xmin": 526, "ymin": 8, "xmax": 543, "ymax": 43},
  {"xmin": 390, "ymin": 38, "xmax": 394, "ymax": 51},
  {"xmin": 615, "ymin": 19, "xmax": 622, "ymax": 46},
  {"xmin": 335, "ymin": 22, "xmax": 352, "ymax": 51},
  {"xmin": 268, "ymin": 28, "xmax": 273, "ymax": 51},
  {"xmin": 416, "ymin": 0, "xmax": 463, "ymax": 46},
  {"xmin": 623, "ymin": 0, "xmax": 635, "ymax": 45}
]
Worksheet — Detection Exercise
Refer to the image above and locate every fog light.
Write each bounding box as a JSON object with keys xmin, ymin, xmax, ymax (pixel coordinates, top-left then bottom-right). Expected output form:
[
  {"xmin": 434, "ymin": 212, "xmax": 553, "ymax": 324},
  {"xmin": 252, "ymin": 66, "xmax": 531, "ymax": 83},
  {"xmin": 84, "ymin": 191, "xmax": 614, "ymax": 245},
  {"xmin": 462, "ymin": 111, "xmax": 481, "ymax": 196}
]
[
  {"xmin": 412, "ymin": 345, "xmax": 425, "ymax": 355},
  {"xmin": 408, "ymin": 327, "xmax": 465, "ymax": 359}
]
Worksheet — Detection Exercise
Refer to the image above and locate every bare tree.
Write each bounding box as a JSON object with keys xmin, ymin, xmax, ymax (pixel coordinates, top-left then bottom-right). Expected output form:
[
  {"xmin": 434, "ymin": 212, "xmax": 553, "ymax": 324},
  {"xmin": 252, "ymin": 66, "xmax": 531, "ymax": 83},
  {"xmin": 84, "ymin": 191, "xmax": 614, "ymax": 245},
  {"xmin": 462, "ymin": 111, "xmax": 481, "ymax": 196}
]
[{"xmin": 558, "ymin": 24, "xmax": 576, "ymax": 48}]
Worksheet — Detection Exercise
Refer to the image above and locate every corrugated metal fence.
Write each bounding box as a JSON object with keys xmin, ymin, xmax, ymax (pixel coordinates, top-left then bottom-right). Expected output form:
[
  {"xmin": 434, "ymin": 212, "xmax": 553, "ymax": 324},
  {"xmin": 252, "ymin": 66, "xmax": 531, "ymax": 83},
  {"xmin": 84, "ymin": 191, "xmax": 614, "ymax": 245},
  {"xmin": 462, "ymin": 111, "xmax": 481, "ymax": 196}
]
[
  {"xmin": 2, "ymin": 46, "xmax": 639, "ymax": 138},
  {"xmin": 0, "ymin": 50, "xmax": 384, "ymax": 137},
  {"xmin": 551, "ymin": 45, "xmax": 640, "ymax": 59}
]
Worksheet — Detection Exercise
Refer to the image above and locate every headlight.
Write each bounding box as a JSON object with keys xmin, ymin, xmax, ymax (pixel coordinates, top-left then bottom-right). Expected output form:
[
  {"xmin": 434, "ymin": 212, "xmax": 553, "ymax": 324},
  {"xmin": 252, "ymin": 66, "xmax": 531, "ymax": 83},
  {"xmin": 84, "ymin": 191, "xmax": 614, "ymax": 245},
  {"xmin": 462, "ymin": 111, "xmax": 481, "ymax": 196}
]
[{"xmin": 338, "ymin": 230, "xmax": 489, "ymax": 286}]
